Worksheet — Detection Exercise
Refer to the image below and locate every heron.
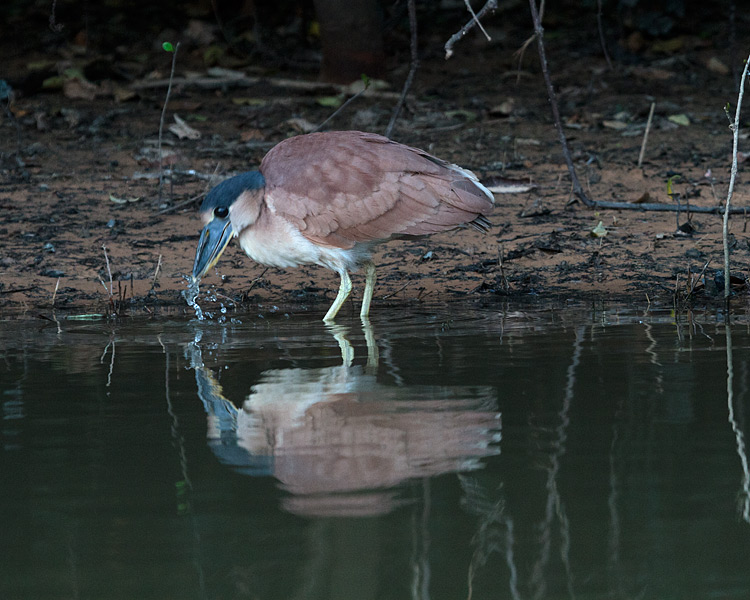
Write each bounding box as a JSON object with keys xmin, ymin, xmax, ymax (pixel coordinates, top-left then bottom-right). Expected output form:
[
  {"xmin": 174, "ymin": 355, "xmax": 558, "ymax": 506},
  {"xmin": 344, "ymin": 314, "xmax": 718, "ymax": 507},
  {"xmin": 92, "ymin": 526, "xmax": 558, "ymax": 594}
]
[{"xmin": 191, "ymin": 130, "xmax": 494, "ymax": 321}]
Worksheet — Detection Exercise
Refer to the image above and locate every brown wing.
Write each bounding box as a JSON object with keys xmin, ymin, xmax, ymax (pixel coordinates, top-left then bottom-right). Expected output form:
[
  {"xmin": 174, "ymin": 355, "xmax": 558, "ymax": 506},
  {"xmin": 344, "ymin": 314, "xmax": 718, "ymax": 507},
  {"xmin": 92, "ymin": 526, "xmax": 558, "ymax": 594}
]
[{"xmin": 259, "ymin": 131, "xmax": 494, "ymax": 250}]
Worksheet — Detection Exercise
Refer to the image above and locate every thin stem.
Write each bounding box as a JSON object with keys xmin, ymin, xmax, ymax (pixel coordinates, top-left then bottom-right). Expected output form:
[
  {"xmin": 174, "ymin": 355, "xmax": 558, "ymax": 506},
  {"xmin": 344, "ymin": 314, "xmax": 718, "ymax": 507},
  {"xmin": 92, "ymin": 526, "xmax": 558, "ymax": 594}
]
[
  {"xmin": 386, "ymin": 0, "xmax": 419, "ymax": 138},
  {"xmin": 637, "ymin": 102, "xmax": 655, "ymax": 168},
  {"xmin": 723, "ymin": 54, "xmax": 750, "ymax": 300},
  {"xmin": 596, "ymin": 0, "xmax": 612, "ymax": 70},
  {"xmin": 158, "ymin": 42, "xmax": 180, "ymax": 202},
  {"xmin": 528, "ymin": 0, "xmax": 594, "ymax": 207}
]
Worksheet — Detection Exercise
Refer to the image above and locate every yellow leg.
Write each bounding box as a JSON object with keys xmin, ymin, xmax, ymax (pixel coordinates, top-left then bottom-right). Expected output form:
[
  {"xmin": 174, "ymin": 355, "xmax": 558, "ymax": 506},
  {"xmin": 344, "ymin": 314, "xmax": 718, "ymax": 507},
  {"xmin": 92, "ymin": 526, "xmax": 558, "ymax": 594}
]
[
  {"xmin": 325, "ymin": 323, "xmax": 354, "ymax": 366},
  {"xmin": 360, "ymin": 261, "xmax": 377, "ymax": 319},
  {"xmin": 323, "ymin": 269, "xmax": 352, "ymax": 322}
]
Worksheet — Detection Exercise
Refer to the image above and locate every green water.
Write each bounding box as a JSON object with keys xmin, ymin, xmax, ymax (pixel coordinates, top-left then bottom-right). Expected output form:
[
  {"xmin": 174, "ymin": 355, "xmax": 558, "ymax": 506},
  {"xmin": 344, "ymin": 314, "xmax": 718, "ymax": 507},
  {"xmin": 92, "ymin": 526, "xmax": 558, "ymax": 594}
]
[{"xmin": 1, "ymin": 304, "xmax": 749, "ymax": 599}]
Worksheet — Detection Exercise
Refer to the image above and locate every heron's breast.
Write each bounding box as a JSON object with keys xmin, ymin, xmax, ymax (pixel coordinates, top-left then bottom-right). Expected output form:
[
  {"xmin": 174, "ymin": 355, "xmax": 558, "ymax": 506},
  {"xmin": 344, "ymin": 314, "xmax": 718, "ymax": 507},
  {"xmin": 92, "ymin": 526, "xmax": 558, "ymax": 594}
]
[{"xmin": 236, "ymin": 215, "xmax": 366, "ymax": 272}]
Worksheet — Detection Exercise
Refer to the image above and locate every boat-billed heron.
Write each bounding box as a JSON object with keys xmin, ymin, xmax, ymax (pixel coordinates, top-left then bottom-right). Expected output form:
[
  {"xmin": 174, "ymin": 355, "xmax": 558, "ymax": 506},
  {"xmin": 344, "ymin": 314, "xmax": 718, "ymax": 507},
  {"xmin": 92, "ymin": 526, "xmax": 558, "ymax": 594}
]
[{"xmin": 192, "ymin": 130, "xmax": 494, "ymax": 321}]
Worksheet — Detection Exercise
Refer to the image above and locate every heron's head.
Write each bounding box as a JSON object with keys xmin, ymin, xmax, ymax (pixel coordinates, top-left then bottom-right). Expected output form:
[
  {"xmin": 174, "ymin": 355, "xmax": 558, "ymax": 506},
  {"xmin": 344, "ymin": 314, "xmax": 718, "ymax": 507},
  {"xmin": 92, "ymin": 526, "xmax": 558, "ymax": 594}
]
[{"xmin": 192, "ymin": 171, "xmax": 266, "ymax": 281}]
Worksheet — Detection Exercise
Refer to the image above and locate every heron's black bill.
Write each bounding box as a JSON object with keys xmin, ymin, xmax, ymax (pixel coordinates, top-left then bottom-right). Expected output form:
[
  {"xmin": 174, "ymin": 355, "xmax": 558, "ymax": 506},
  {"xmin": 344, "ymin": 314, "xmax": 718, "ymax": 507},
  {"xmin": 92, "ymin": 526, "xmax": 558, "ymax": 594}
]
[{"xmin": 192, "ymin": 217, "xmax": 234, "ymax": 281}]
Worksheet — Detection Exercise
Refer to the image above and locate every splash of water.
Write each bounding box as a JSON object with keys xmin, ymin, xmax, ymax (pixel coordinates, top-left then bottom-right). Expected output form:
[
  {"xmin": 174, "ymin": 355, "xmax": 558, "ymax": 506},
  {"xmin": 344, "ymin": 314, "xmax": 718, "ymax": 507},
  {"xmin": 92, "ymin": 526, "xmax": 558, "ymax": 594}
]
[{"xmin": 182, "ymin": 277, "xmax": 204, "ymax": 320}]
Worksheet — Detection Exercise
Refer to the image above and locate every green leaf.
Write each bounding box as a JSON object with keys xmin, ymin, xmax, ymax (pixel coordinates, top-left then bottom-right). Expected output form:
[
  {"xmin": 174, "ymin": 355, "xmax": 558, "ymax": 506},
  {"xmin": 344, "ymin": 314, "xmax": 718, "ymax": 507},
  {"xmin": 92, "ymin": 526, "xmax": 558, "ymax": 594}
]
[
  {"xmin": 316, "ymin": 95, "xmax": 343, "ymax": 108},
  {"xmin": 667, "ymin": 113, "xmax": 690, "ymax": 126},
  {"xmin": 591, "ymin": 221, "xmax": 608, "ymax": 238},
  {"xmin": 162, "ymin": 42, "xmax": 175, "ymax": 52}
]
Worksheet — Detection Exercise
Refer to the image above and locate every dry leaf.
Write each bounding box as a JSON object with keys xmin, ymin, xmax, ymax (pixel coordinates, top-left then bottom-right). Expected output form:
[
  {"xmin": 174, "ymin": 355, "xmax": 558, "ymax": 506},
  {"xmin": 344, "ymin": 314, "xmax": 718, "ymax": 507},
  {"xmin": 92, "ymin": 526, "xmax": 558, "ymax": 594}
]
[
  {"xmin": 63, "ymin": 78, "xmax": 98, "ymax": 100},
  {"xmin": 602, "ymin": 120, "xmax": 628, "ymax": 130},
  {"xmin": 707, "ymin": 56, "xmax": 729, "ymax": 75},
  {"xmin": 286, "ymin": 117, "xmax": 317, "ymax": 133},
  {"xmin": 109, "ymin": 194, "xmax": 142, "ymax": 204},
  {"xmin": 489, "ymin": 99, "xmax": 515, "ymax": 116},
  {"xmin": 168, "ymin": 114, "xmax": 201, "ymax": 140}
]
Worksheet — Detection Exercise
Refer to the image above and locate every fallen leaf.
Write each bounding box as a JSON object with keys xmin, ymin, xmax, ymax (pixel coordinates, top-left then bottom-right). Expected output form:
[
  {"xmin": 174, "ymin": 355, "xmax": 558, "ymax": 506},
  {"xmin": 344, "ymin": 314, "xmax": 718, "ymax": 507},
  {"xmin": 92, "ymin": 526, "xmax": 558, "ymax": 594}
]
[
  {"xmin": 602, "ymin": 120, "xmax": 628, "ymax": 130},
  {"xmin": 316, "ymin": 95, "xmax": 343, "ymax": 108},
  {"xmin": 489, "ymin": 99, "xmax": 515, "ymax": 116},
  {"xmin": 113, "ymin": 86, "xmax": 137, "ymax": 102},
  {"xmin": 634, "ymin": 192, "xmax": 652, "ymax": 204},
  {"xmin": 631, "ymin": 66, "xmax": 674, "ymax": 81},
  {"xmin": 109, "ymin": 194, "xmax": 142, "ymax": 204},
  {"xmin": 240, "ymin": 128, "xmax": 264, "ymax": 142},
  {"xmin": 651, "ymin": 37, "xmax": 685, "ymax": 54},
  {"xmin": 232, "ymin": 97, "xmax": 267, "ymax": 106},
  {"xmin": 707, "ymin": 56, "xmax": 729, "ymax": 75},
  {"xmin": 206, "ymin": 66, "xmax": 245, "ymax": 79},
  {"xmin": 445, "ymin": 109, "xmax": 477, "ymax": 121},
  {"xmin": 668, "ymin": 114, "xmax": 690, "ymax": 126},
  {"xmin": 63, "ymin": 78, "xmax": 98, "ymax": 100},
  {"xmin": 286, "ymin": 117, "xmax": 318, "ymax": 133},
  {"xmin": 168, "ymin": 114, "xmax": 201, "ymax": 139},
  {"xmin": 591, "ymin": 221, "xmax": 608, "ymax": 238}
]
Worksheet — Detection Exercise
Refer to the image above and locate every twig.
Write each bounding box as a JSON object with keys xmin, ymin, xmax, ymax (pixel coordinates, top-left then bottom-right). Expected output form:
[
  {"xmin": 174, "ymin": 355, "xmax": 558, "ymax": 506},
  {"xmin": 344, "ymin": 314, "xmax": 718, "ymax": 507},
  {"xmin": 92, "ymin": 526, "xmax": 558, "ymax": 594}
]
[
  {"xmin": 156, "ymin": 192, "xmax": 206, "ymax": 215},
  {"xmin": 729, "ymin": 0, "xmax": 739, "ymax": 90},
  {"xmin": 587, "ymin": 200, "xmax": 750, "ymax": 214},
  {"xmin": 102, "ymin": 244, "xmax": 114, "ymax": 298},
  {"xmin": 314, "ymin": 80, "xmax": 371, "ymax": 133},
  {"xmin": 150, "ymin": 254, "xmax": 163, "ymax": 293},
  {"xmin": 462, "ymin": 0, "xmax": 492, "ymax": 41},
  {"xmin": 385, "ymin": 0, "xmax": 419, "ymax": 138},
  {"xmin": 513, "ymin": 1, "xmax": 544, "ymax": 77},
  {"xmin": 381, "ymin": 280, "xmax": 413, "ymax": 299},
  {"xmin": 498, "ymin": 243, "xmax": 509, "ymax": 292},
  {"xmin": 637, "ymin": 102, "xmax": 656, "ymax": 168},
  {"xmin": 51, "ymin": 277, "xmax": 60, "ymax": 307},
  {"xmin": 246, "ymin": 267, "xmax": 269, "ymax": 294},
  {"xmin": 1, "ymin": 84, "xmax": 24, "ymax": 168},
  {"xmin": 596, "ymin": 0, "xmax": 612, "ymax": 70},
  {"xmin": 158, "ymin": 42, "xmax": 180, "ymax": 202},
  {"xmin": 444, "ymin": 0, "xmax": 497, "ymax": 59},
  {"xmin": 130, "ymin": 75, "xmax": 400, "ymax": 99},
  {"xmin": 49, "ymin": 0, "xmax": 64, "ymax": 32},
  {"xmin": 528, "ymin": 0, "xmax": 594, "ymax": 207},
  {"xmin": 723, "ymin": 53, "xmax": 750, "ymax": 300}
]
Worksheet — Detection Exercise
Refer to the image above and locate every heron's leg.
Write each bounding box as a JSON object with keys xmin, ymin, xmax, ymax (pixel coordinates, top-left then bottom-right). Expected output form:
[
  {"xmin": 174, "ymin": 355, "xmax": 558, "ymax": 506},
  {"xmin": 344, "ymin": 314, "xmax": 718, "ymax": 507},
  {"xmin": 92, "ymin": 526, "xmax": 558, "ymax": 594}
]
[
  {"xmin": 361, "ymin": 316, "xmax": 379, "ymax": 370},
  {"xmin": 325, "ymin": 323, "xmax": 354, "ymax": 366},
  {"xmin": 360, "ymin": 261, "xmax": 377, "ymax": 319},
  {"xmin": 323, "ymin": 269, "xmax": 353, "ymax": 322}
]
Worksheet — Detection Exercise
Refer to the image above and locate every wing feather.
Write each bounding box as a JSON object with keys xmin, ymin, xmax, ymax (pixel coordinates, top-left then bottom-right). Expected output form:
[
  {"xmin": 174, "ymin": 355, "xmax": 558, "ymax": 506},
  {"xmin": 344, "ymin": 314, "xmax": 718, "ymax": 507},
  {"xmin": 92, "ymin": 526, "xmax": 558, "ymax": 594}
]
[{"xmin": 260, "ymin": 131, "xmax": 494, "ymax": 249}]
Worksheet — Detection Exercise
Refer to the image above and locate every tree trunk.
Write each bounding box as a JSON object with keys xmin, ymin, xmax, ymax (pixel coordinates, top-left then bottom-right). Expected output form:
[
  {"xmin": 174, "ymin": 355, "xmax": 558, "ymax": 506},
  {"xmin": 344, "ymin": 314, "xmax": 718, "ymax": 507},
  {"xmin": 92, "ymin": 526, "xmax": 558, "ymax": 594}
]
[{"xmin": 312, "ymin": 0, "xmax": 385, "ymax": 84}]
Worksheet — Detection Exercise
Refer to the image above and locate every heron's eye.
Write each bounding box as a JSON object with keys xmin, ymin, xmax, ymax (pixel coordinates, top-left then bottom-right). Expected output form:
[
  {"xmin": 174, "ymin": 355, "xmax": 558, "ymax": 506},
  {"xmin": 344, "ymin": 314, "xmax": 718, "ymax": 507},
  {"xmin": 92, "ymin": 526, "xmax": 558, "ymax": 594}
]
[{"xmin": 214, "ymin": 206, "xmax": 229, "ymax": 219}]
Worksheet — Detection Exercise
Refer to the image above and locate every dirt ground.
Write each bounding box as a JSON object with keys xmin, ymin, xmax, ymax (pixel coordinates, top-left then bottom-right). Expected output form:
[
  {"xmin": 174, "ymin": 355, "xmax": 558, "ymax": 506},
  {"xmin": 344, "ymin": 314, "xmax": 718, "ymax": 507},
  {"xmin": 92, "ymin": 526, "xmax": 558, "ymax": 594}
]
[{"xmin": 3, "ymin": 6, "xmax": 750, "ymax": 319}]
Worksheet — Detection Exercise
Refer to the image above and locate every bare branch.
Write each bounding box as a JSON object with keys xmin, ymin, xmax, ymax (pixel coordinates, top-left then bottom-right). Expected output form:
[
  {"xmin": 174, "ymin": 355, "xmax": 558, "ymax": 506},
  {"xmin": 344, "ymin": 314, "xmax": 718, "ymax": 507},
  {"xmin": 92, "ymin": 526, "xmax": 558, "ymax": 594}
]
[
  {"xmin": 528, "ymin": 0, "xmax": 594, "ymax": 207},
  {"xmin": 445, "ymin": 0, "xmax": 497, "ymax": 60},
  {"xmin": 386, "ymin": 0, "xmax": 419, "ymax": 137},
  {"xmin": 722, "ymin": 54, "xmax": 750, "ymax": 299}
]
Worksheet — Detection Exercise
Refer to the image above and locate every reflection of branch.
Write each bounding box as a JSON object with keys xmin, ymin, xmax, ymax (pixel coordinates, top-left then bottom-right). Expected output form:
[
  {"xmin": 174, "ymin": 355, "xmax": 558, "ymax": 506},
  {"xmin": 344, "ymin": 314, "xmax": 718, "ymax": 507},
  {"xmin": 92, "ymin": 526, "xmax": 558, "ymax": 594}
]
[
  {"xmin": 444, "ymin": 0, "xmax": 497, "ymax": 59},
  {"xmin": 461, "ymin": 476, "xmax": 520, "ymax": 600},
  {"xmin": 642, "ymin": 321, "xmax": 664, "ymax": 395},
  {"xmin": 410, "ymin": 478, "xmax": 432, "ymax": 600},
  {"xmin": 725, "ymin": 320, "xmax": 750, "ymax": 523},
  {"xmin": 531, "ymin": 326, "xmax": 583, "ymax": 600},
  {"xmin": 100, "ymin": 338, "xmax": 116, "ymax": 389}
]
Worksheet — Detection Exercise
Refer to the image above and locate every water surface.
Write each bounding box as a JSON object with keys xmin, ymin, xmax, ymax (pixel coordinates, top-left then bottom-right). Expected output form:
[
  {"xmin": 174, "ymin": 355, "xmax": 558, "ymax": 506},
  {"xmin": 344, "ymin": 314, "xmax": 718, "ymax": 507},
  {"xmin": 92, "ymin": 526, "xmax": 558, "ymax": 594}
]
[{"xmin": 1, "ymin": 304, "xmax": 749, "ymax": 599}]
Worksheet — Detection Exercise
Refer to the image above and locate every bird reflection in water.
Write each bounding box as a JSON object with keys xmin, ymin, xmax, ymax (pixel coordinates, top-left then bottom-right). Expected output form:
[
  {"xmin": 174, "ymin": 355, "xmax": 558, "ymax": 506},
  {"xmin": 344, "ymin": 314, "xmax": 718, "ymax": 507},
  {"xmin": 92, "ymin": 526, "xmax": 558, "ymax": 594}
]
[{"xmin": 186, "ymin": 327, "xmax": 501, "ymax": 518}]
